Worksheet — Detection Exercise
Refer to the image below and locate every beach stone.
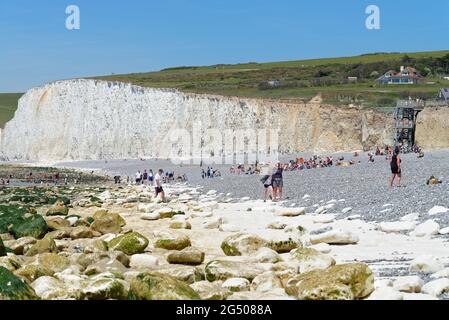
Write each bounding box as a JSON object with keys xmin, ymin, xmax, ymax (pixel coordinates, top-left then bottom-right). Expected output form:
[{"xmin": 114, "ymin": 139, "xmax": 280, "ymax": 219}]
[
  {"xmin": 341, "ymin": 207, "xmax": 352, "ymax": 214},
  {"xmin": 313, "ymin": 215, "xmax": 336, "ymax": 224},
  {"xmin": 266, "ymin": 221, "xmax": 287, "ymax": 230},
  {"xmin": 315, "ymin": 206, "xmax": 327, "ymax": 214},
  {"xmin": 310, "ymin": 229, "xmax": 359, "ymax": 245},
  {"xmin": 250, "ymin": 271, "xmax": 283, "ymax": 292},
  {"xmin": 289, "ymin": 248, "xmax": 336, "ymax": 273},
  {"xmin": 222, "ymin": 278, "xmax": 250, "ymax": 292},
  {"xmin": 268, "ymin": 238, "xmax": 301, "ymax": 253},
  {"xmin": 32, "ymin": 253, "xmax": 70, "ymax": 273},
  {"xmin": 10, "ymin": 214, "xmax": 48, "ymax": 239},
  {"xmin": 154, "ymin": 207, "xmax": 176, "ymax": 219},
  {"xmin": 421, "ymin": 279, "xmax": 449, "ymax": 297},
  {"xmin": 402, "ymin": 293, "xmax": 438, "ymax": 300},
  {"xmin": 221, "ymin": 233, "xmax": 268, "ymax": 256},
  {"xmin": 205, "ymin": 260, "xmax": 266, "ymax": 282},
  {"xmin": 31, "ymin": 276, "xmax": 74, "ymax": 300},
  {"xmin": 410, "ymin": 220, "xmax": 440, "ymax": 237},
  {"xmin": 439, "ymin": 227, "xmax": 449, "ymax": 235},
  {"xmin": 379, "ymin": 221, "xmax": 416, "ymax": 233},
  {"xmin": 275, "ymin": 207, "xmax": 306, "ymax": 217},
  {"xmin": 253, "ymin": 247, "xmax": 281, "ymax": 263},
  {"xmin": 151, "ymin": 264, "xmax": 204, "ymax": 284},
  {"xmin": 393, "ymin": 276, "xmax": 423, "ymax": 293},
  {"xmin": 169, "ymin": 219, "xmax": 192, "ymax": 230},
  {"xmin": 310, "ymin": 243, "xmax": 332, "ymax": 254},
  {"xmin": 80, "ymin": 274, "xmax": 129, "ymax": 300},
  {"xmin": 108, "ymin": 232, "xmax": 149, "ymax": 255},
  {"xmin": 84, "ymin": 258, "xmax": 127, "ymax": 276},
  {"xmin": 91, "ymin": 212, "xmax": 125, "ymax": 235},
  {"xmin": 219, "ymin": 224, "xmax": 240, "ymax": 232},
  {"xmin": 190, "ymin": 280, "xmax": 229, "ymax": 300},
  {"xmin": 25, "ymin": 237, "xmax": 58, "ymax": 256},
  {"xmin": 374, "ymin": 279, "xmax": 393, "ymax": 289},
  {"xmin": 70, "ymin": 226, "xmax": 95, "ymax": 240},
  {"xmin": 201, "ymin": 217, "xmax": 222, "ymax": 229},
  {"xmin": 430, "ymin": 268, "xmax": 449, "ymax": 279},
  {"xmin": 166, "ymin": 247, "xmax": 205, "ymax": 265},
  {"xmin": 141, "ymin": 212, "xmax": 161, "ymax": 221},
  {"xmin": 46, "ymin": 217, "xmax": 71, "ymax": 231},
  {"xmin": 46, "ymin": 201, "xmax": 69, "ymax": 216},
  {"xmin": 14, "ymin": 264, "xmax": 54, "ymax": 283},
  {"xmin": 130, "ymin": 254, "xmax": 159, "ymax": 269},
  {"xmin": 428, "ymin": 206, "xmax": 449, "ymax": 216},
  {"xmin": 367, "ymin": 287, "xmax": 404, "ymax": 300},
  {"xmin": 409, "ymin": 256, "xmax": 444, "ymax": 274},
  {"xmin": 129, "ymin": 272, "xmax": 200, "ymax": 300},
  {"xmin": 67, "ymin": 238, "xmax": 108, "ymax": 254},
  {"xmin": 154, "ymin": 233, "xmax": 191, "ymax": 251},
  {"xmin": 0, "ymin": 266, "xmax": 39, "ymax": 300},
  {"xmin": 286, "ymin": 263, "xmax": 374, "ymax": 300}
]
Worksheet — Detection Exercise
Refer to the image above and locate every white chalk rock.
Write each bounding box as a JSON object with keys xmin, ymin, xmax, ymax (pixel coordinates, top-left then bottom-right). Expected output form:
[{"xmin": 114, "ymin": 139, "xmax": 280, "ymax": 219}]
[
  {"xmin": 206, "ymin": 190, "xmax": 217, "ymax": 196},
  {"xmin": 309, "ymin": 243, "xmax": 332, "ymax": 254},
  {"xmin": 341, "ymin": 207, "xmax": 353, "ymax": 214},
  {"xmin": 400, "ymin": 213, "xmax": 419, "ymax": 222},
  {"xmin": 253, "ymin": 247, "xmax": 281, "ymax": 263},
  {"xmin": 201, "ymin": 217, "xmax": 222, "ymax": 229},
  {"xmin": 409, "ymin": 256, "xmax": 444, "ymax": 274},
  {"xmin": 393, "ymin": 276, "xmax": 423, "ymax": 293},
  {"xmin": 431, "ymin": 268, "xmax": 449, "ymax": 279},
  {"xmin": 313, "ymin": 214, "xmax": 336, "ymax": 224},
  {"xmin": 428, "ymin": 206, "xmax": 449, "ymax": 216},
  {"xmin": 410, "ymin": 220, "xmax": 440, "ymax": 237},
  {"xmin": 310, "ymin": 229, "xmax": 359, "ymax": 245},
  {"xmin": 275, "ymin": 207, "xmax": 306, "ymax": 217},
  {"xmin": 241, "ymin": 197, "xmax": 251, "ymax": 202},
  {"xmin": 374, "ymin": 279, "xmax": 393, "ymax": 289},
  {"xmin": 379, "ymin": 221, "xmax": 416, "ymax": 233},
  {"xmin": 191, "ymin": 211, "xmax": 214, "ymax": 218},
  {"xmin": 222, "ymin": 278, "xmax": 250, "ymax": 292},
  {"xmin": 346, "ymin": 214, "xmax": 361, "ymax": 220},
  {"xmin": 421, "ymin": 279, "xmax": 449, "ymax": 297},
  {"xmin": 130, "ymin": 254, "xmax": 159, "ymax": 269},
  {"xmin": 438, "ymin": 227, "xmax": 449, "ymax": 235},
  {"xmin": 367, "ymin": 287, "xmax": 403, "ymax": 300},
  {"xmin": 314, "ymin": 206, "xmax": 327, "ymax": 214},
  {"xmin": 250, "ymin": 272, "xmax": 283, "ymax": 292},
  {"xmin": 402, "ymin": 293, "xmax": 438, "ymax": 300},
  {"xmin": 302, "ymin": 194, "xmax": 310, "ymax": 199},
  {"xmin": 141, "ymin": 212, "xmax": 161, "ymax": 221},
  {"xmin": 219, "ymin": 224, "xmax": 241, "ymax": 233}
]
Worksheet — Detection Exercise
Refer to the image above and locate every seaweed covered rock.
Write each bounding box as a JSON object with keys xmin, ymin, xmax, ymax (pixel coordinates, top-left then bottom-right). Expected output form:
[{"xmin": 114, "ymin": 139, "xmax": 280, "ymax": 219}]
[
  {"xmin": 80, "ymin": 274, "xmax": 129, "ymax": 300},
  {"xmin": 32, "ymin": 253, "xmax": 70, "ymax": 273},
  {"xmin": 14, "ymin": 264, "xmax": 54, "ymax": 283},
  {"xmin": 0, "ymin": 266, "xmax": 39, "ymax": 300},
  {"xmin": 25, "ymin": 237, "xmax": 58, "ymax": 256},
  {"xmin": 10, "ymin": 214, "xmax": 48, "ymax": 239},
  {"xmin": 221, "ymin": 233, "xmax": 268, "ymax": 256},
  {"xmin": 108, "ymin": 232, "xmax": 149, "ymax": 255},
  {"xmin": 129, "ymin": 272, "xmax": 200, "ymax": 300},
  {"xmin": 0, "ymin": 205, "xmax": 28, "ymax": 234},
  {"xmin": 154, "ymin": 233, "xmax": 191, "ymax": 251},
  {"xmin": 285, "ymin": 263, "xmax": 374, "ymax": 300}
]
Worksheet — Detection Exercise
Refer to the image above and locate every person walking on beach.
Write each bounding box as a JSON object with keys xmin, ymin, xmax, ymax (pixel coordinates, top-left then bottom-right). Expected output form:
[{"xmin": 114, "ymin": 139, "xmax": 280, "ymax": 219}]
[
  {"xmin": 154, "ymin": 169, "xmax": 165, "ymax": 202},
  {"xmin": 272, "ymin": 162, "xmax": 287, "ymax": 202},
  {"xmin": 148, "ymin": 169, "xmax": 154, "ymax": 186},
  {"xmin": 259, "ymin": 163, "xmax": 272, "ymax": 202},
  {"xmin": 390, "ymin": 146, "xmax": 402, "ymax": 188},
  {"xmin": 142, "ymin": 170, "xmax": 148, "ymax": 185},
  {"xmin": 135, "ymin": 170, "xmax": 142, "ymax": 185}
]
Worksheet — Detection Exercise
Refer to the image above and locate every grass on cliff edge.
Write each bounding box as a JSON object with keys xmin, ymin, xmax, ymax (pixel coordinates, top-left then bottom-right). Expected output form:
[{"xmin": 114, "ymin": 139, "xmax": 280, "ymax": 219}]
[{"xmin": 0, "ymin": 93, "xmax": 23, "ymax": 129}]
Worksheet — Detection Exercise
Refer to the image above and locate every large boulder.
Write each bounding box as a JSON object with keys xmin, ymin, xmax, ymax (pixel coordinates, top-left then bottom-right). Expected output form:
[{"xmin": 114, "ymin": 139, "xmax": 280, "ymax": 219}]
[
  {"xmin": 286, "ymin": 263, "xmax": 374, "ymax": 300},
  {"xmin": 108, "ymin": 232, "xmax": 149, "ymax": 255},
  {"xmin": 166, "ymin": 247, "xmax": 205, "ymax": 266},
  {"xmin": 129, "ymin": 272, "xmax": 200, "ymax": 300},
  {"xmin": 289, "ymin": 248, "xmax": 336, "ymax": 273},
  {"xmin": 31, "ymin": 276, "xmax": 75, "ymax": 300},
  {"xmin": 80, "ymin": 274, "xmax": 129, "ymax": 300},
  {"xmin": 221, "ymin": 233, "xmax": 268, "ymax": 256},
  {"xmin": 10, "ymin": 215, "xmax": 48, "ymax": 239},
  {"xmin": 0, "ymin": 266, "xmax": 39, "ymax": 300},
  {"xmin": 32, "ymin": 253, "xmax": 70, "ymax": 273},
  {"xmin": 70, "ymin": 226, "xmax": 95, "ymax": 240},
  {"xmin": 45, "ymin": 217, "xmax": 71, "ymax": 231},
  {"xmin": 14, "ymin": 264, "xmax": 54, "ymax": 283},
  {"xmin": 205, "ymin": 260, "xmax": 266, "ymax": 282},
  {"xmin": 91, "ymin": 211, "xmax": 126, "ymax": 235}
]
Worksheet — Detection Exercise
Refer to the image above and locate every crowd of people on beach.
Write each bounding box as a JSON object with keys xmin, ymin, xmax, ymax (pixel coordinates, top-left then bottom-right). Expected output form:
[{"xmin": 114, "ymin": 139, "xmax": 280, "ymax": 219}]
[
  {"xmin": 126, "ymin": 169, "xmax": 188, "ymax": 186},
  {"xmin": 201, "ymin": 167, "xmax": 222, "ymax": 179}
]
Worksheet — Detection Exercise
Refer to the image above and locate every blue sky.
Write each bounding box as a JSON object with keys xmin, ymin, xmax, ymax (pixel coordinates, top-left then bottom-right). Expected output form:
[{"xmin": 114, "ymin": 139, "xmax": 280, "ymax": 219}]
[{"xmin": 0, "ymin": 0, "xmax": 448, "ymax": 92}]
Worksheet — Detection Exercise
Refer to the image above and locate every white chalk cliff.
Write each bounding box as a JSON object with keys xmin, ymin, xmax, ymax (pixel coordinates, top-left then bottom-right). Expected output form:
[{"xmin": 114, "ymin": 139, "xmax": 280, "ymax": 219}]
[{"xmin": 0, "ymin": 79, "xmax": 395, "ymax": 162}]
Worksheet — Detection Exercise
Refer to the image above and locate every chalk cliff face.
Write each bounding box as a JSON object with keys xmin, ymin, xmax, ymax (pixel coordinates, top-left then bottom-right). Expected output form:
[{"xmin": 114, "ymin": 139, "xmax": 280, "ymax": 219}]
[
  {"xmin": 415, "ymin": 107, "xmax": 449, "ymax": 150},
  {"xmin": 0, "ymin": 79, "xmax": 395, "ymax": 162}
]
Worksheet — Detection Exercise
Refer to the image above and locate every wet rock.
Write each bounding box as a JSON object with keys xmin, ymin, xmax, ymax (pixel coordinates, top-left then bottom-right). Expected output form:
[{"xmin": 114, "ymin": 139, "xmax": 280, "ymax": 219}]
[
  {"xmin": 108, "ymin": 232, "xmax": 149, "ymax": 255},
  {"xmin": 129, "ymin": 272, "xmax": 200, "ymax": 300}
]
